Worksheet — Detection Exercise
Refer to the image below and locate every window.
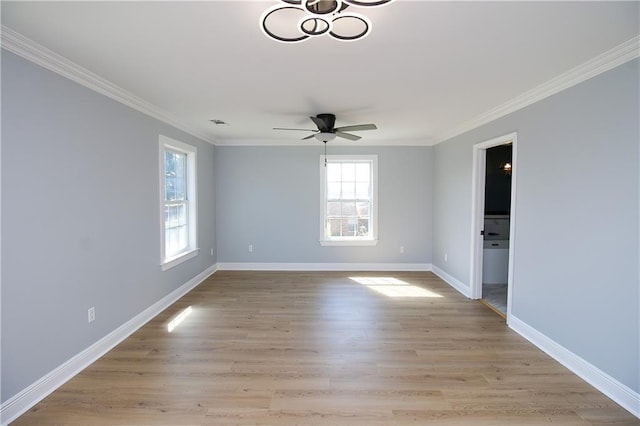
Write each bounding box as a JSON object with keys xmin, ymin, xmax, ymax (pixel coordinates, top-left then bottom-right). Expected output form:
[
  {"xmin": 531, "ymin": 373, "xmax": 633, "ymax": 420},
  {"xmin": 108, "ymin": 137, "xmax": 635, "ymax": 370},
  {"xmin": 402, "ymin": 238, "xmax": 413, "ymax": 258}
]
[
  {"xmin": 160, "ymin": 136, "xmax": 198, "ymax": 270},
  {"xmin": 320, "ymin": 155, "xmax": 378, "ymax": 246}
]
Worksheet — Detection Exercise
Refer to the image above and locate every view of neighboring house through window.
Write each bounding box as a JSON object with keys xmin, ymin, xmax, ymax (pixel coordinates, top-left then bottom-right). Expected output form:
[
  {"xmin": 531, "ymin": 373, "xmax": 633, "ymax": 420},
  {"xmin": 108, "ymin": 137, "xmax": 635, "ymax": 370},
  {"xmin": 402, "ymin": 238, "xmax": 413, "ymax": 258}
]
[
  {"xmin": 320, "ymin": 155, "xmax": 378, "ymax": 246},
  {"xmin": 160, "ymin": 136, "xmax": 198, "ymax": 270}
]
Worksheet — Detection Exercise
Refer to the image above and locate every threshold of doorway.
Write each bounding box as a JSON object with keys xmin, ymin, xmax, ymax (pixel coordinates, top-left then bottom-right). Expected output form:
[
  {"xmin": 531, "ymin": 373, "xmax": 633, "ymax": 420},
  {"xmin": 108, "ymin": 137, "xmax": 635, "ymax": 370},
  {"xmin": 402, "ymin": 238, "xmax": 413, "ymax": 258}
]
[{"xmin": 479, "ymin": 299, "xmax": 506, "ymax": 319}]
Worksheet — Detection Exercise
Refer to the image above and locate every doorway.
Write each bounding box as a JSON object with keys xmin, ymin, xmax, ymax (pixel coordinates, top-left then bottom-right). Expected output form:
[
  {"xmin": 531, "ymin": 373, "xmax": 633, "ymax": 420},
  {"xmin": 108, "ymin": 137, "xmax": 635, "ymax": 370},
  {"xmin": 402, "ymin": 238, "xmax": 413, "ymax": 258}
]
[{"xmin": 469, "ymin": 132, "xmax": 517, "ymax": 320}]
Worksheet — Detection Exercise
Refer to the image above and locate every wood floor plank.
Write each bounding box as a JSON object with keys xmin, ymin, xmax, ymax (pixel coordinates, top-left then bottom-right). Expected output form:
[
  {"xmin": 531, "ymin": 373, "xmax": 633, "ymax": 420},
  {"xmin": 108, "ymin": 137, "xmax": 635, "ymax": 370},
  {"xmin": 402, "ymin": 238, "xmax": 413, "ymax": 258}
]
[{"xmin": 12, "ymin": 271, "xmax": 637, "ymax": 425}]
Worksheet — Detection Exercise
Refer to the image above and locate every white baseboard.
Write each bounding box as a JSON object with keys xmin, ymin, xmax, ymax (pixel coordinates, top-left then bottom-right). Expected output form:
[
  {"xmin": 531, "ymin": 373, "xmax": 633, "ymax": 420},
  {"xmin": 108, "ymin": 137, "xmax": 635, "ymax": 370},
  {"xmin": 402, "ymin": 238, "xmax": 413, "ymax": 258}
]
[
  {"xmin": 0, "ymin": 263, "xmax": 218, "ymax": 426},
  {"xmin": 433, "ymin": 265, "xmax": 640, "ymax": 418},
  {"xmin": 431, "ymin": 265, "xmax": 472, "ymax": 298},
  {"xmin": 217, "ymin": 262, "xmax": 432, "ymax": 272},
  {"xmin": 6, "ymin": 263, "xmax": 636, "ymax": 422},
  {"xmin": 509, "ymin": 315, "xmax": 640, "ymax": 419}
]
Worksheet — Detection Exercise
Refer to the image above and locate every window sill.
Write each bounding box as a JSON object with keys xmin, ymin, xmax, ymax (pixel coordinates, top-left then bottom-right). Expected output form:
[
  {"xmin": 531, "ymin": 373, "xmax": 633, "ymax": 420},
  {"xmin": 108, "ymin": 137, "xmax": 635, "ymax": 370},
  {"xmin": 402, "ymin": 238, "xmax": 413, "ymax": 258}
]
[
  {"xmin": 161, "ymin": 248, "xmax": 199, "ymax": 271},
  {"xmin": 320, "ymin": 240, "xmax": 378, "ymax": 247}
]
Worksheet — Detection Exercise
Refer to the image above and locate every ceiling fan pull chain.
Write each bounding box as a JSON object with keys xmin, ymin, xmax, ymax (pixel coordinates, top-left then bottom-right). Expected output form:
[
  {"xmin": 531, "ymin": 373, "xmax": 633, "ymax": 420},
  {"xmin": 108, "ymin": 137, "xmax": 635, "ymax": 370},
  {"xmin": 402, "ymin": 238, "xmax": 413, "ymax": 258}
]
[{"xmin": 324, "ymin": 141, "xmax": 327, "ymax": 167}]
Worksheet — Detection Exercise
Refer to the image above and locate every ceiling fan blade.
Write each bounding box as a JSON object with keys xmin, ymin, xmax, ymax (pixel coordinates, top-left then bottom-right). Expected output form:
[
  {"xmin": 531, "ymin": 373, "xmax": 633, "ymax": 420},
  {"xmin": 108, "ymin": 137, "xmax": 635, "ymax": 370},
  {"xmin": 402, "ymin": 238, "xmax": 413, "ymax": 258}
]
[
  {"xmin": 301, "ymin": 134, "xmax": 316, "ymax": 140},
  {"xmin": 310, "ymin": 116, "xmax": 330, "ymax": 132},
  {"xmin": 273, "ymin": 127, "xmax": 318, "ymax": 132},
  {"xmin": 335, "ymin": 124, "xmax": 377, "ymax": 132},
  {"xmin": 335, "ymin": 131, "xmax": 362, "ymax": 141}
]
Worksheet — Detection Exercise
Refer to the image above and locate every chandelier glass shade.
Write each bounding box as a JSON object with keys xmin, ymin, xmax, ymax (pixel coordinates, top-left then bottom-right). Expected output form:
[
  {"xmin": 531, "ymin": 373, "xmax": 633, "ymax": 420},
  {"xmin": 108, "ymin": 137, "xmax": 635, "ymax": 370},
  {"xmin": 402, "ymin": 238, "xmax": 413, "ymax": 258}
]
[{"xmin": 260, "ymin": 0, "xmax": 393, "ymax": 43}]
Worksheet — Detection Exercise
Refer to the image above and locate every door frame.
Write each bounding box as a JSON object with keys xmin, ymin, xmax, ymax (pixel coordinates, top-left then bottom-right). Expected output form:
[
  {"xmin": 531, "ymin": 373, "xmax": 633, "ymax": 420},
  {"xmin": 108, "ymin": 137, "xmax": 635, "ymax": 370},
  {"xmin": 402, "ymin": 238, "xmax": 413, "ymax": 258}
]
[{"xmin": 469, "ymin": 132, "xmax": 518, "ymax": 320}]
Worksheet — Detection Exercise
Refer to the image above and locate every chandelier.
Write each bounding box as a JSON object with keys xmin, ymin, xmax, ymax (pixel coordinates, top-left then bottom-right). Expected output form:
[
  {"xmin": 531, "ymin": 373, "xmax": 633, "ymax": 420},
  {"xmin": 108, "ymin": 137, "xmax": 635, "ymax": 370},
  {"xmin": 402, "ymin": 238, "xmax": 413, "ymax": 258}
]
[{"xmin": 260, "ymin": 0, "xmax": 394, "ymax": 43}]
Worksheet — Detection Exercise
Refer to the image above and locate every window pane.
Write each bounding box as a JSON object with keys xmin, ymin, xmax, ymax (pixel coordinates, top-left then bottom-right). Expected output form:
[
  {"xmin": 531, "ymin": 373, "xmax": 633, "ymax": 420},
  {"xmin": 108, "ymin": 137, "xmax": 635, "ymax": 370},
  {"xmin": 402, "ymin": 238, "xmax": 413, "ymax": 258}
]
[
  {"xmin": 341, "ymin": 218, "xmax": 356, "ymax": 236},
  {"xmin": 166, "ymin": 225, "xmax": 188, "ymax": 257},
  {"xmin": 341, "ymin": 182, "xmax": 355, "ymax": 199},
  {"xmin": 165, "ymin": 203, "xmax": 187, "ymax": 229},
  {"xmin": 356, "ymin": 182, "xmax": 370, "ymax": 199},
  {"xmin": 164, "ymin": 206, "xmax": 171, "ymax": 229},
  {"xmin": 165, "ymin": 152, "xmax": 175, "ymax": 201},
  {"xmin": 177, "ymin": 204, "xmax": 187, "ymax": 225},
  {"xmin": 355, "ymin": 163, "xmax": 370, "ymax": 182},
  {"xmin": 356, "ymin": 202, "xmax": 370, "ymax": 217},
  {"xmin": 170, "ymin": 205, "xmax": 178, "ymax": 227},
  {"xmin": 341, "ymin": 202, "xmax": 356, "ymax": 217},
  {"xmin": 174, "ymin": 152, "xmax": 187, "ymax": 200},
  {"xmin": 328, "ymin": 218, "xmax": 341, "ymax": 237},
  {"xmin": 166, "ymin": 227, "xmax": 178, "ymax": 256},
  {"xmin": 165, "ymin": 227, "xmax": 175, "ymax": 255},
  {"xmin": 165, "ymin": 151, "xmax": 175, "ymax": 176},
  {"xmin": 165, "ymin": 150, "xmax": 187, "ymax": 201},
  {"xmin": 171, "ymin": 205, "xmax": 178, "ymax": 227},
  {"xmin": 178, "ymin": 224, "xmax": 188, "ymax": 251},
  {"xmin": 327, "ymin": 201, "xmax": 341, "ymax": 217},
  {"xmin": 357, "ymin": 219, "xmax": 369, "ymax": 236},
  {"xmin": 327, "ymin": 163, "xmax": 341, "ymax": 182},
  {"xmin": 342, "ymin": 163, "xmax": 355, "ymax": 181},
  {"xmin": 327, "ymin": 182, "xmax": 341, "ymax": 199},
  {"xmin": 175, "ymin": 177, "xmax": 186, "ymax": 201}
]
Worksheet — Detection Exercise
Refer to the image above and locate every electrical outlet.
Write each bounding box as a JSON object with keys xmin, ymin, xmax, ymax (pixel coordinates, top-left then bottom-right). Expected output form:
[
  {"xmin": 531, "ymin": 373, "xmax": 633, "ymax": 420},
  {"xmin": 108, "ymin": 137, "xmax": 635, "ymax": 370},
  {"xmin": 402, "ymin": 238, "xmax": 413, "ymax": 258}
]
[
  {"xmin": 444, "ymin": 253, "xmax": 448, "ymax": 262},
  {"xmin": 88, "ymin": 307, "xmax": 95, "ymax": 323},
  {"xmin": 400, "ymin": 246, "xmax": 405, "ymax": 254},
  {"xmin": 210, "ymin": 248, "xmax": 214, "ymax": 256},
  {"xmin": 248, "ymin": 244, "xmax": 253, "ymax": 253}
]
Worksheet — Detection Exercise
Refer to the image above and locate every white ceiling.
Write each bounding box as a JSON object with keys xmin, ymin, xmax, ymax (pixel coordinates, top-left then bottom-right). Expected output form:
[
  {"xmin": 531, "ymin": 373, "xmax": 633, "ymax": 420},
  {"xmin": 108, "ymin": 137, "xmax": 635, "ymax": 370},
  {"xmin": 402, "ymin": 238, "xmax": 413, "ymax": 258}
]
[{"xmin": 2, "ymin": 1, "xmax": 638, "ymax": 146}]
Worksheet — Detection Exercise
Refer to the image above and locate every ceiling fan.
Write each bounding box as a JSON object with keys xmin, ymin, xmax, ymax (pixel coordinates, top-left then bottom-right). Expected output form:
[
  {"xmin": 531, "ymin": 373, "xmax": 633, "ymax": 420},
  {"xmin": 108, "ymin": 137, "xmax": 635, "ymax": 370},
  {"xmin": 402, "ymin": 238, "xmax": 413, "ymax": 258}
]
[{"xmin": 274, "ymin": 113, "xmax": 377, "ymax": 142}]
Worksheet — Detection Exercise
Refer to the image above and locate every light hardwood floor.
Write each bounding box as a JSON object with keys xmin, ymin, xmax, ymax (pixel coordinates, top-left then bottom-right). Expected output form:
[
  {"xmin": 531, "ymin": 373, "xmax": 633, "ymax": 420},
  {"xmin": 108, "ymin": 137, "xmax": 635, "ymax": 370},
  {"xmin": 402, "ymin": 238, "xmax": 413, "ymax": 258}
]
[{"xmin": 14, "ymin": 271, "xmax": 637, "ymax": 425}]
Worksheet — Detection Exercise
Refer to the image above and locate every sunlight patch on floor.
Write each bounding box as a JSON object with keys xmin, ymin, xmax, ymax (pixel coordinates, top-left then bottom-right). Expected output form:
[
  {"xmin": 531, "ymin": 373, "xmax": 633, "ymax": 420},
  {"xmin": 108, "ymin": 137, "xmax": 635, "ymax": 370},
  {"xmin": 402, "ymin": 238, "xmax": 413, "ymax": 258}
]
[
  {"xmin": 349, "ymin": 277, "xmax": 443, "ymax": 298},
  {"xmin": 168, "ymin": 306, "xmax": 193, "ymax": 332}
]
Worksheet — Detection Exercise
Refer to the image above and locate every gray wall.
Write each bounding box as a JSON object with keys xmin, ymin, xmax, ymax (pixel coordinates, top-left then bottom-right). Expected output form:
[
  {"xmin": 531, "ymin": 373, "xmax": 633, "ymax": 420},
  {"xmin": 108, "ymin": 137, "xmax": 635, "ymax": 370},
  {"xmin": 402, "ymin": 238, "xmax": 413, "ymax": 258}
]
[
  {"xmin": 433, "ymin": 59, "xmax": 639, "ymax": 392},
  {"xmin": 1, "ymin": 51, "xmax": 216, "ymax": 403},
  {"xmin": 215, "ymin": 146, "xmax": 432, "ymax": 265}
]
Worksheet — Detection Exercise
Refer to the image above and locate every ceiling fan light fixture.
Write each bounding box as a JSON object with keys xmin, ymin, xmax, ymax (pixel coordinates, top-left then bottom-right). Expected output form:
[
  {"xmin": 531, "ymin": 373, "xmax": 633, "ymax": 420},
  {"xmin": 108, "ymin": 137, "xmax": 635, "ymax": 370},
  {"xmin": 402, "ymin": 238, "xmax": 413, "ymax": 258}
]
[{"xmin": 315, "ymin": 132, "xmax": 337, "ymax": 142}]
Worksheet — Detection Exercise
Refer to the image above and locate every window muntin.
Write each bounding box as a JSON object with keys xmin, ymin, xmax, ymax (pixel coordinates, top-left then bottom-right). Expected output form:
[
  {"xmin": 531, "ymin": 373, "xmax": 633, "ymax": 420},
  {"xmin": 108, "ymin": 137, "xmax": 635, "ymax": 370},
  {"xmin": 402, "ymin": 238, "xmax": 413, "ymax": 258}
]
[
  {"xmin": 160, "ymin": 136, "xmax": 198, "ymax": 270},
  {"xmin": 321, "ymin": 155, "xmax": 378, "ymax": 246}
]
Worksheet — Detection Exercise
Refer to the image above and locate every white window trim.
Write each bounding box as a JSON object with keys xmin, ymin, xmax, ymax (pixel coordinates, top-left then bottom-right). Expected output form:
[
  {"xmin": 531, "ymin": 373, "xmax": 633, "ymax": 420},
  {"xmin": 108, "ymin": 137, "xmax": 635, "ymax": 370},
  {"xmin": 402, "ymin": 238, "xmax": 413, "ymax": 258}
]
[
  {"xmin": 159, "ymin": 135, "xmax": 199, "ymax": 271},
  {"xmin": 319, "ymin": 154, "xmax": 378, "ymax": 247}
]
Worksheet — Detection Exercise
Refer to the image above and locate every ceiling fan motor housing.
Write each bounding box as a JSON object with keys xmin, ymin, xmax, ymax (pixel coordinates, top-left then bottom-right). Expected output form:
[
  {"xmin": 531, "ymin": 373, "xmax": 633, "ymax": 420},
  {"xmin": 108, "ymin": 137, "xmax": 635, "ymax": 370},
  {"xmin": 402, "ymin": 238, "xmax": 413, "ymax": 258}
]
[{"xmin": 316, "ymin": 113, "xmax": 336, "ymax": 132}]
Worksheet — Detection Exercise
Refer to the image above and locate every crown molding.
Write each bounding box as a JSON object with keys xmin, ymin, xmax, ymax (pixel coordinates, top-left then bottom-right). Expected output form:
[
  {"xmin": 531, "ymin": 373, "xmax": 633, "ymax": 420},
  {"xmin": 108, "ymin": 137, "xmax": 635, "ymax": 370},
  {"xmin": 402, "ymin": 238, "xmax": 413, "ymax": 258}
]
[
  {"xmin": 1, "ymin": 25, "xmax": 216, "ymax": 145},
  {"xmin": 432, "ymin": 35, "xmax": 640, "ymax": 145},
  {"xmin": 3, "ymin": 25, "xmax": 637, "ymax": 149}
]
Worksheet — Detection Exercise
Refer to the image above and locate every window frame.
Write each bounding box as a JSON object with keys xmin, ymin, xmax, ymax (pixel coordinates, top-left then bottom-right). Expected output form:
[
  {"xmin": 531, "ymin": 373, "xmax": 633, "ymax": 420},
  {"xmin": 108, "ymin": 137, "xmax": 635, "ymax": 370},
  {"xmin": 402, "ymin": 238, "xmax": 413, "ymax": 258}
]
[
  {"xmin": 159, "ymin": 135, "xmax": 198, "ymax": 271},
  {"xmin": 319, "ymin": 154, "xmax": 378, "ymax": 246}
]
